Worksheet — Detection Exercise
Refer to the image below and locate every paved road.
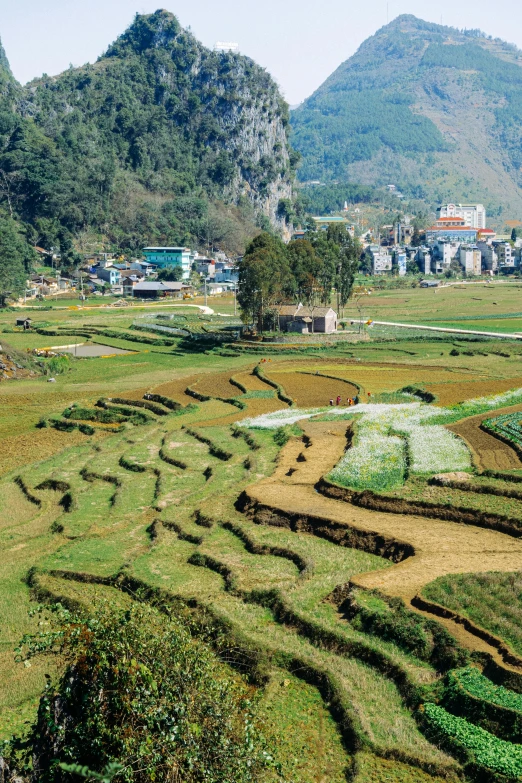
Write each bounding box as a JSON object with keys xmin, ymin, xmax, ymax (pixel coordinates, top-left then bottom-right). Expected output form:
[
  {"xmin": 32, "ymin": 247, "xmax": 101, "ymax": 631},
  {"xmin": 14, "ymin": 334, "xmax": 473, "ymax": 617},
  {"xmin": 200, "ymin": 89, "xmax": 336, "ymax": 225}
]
[{"xmin": 350, "ymin": 319, "xmax": 522, "ymax": 340}]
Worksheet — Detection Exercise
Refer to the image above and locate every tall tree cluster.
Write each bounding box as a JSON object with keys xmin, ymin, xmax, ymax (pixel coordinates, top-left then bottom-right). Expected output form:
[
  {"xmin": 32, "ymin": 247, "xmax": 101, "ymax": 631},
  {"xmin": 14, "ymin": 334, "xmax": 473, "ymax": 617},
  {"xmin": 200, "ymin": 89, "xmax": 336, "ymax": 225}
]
[{"xmin": 237, "ymin": 225, "xmax": 360, "ymax": 330}]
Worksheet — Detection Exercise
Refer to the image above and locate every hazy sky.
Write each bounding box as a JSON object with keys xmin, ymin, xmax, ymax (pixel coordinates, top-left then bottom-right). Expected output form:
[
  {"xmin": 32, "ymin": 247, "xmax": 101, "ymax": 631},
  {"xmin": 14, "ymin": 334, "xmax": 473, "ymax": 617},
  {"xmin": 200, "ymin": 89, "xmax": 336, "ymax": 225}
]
[{"xmin": 2, "ymin": 0, "xmax": 522, "ymax": 105}]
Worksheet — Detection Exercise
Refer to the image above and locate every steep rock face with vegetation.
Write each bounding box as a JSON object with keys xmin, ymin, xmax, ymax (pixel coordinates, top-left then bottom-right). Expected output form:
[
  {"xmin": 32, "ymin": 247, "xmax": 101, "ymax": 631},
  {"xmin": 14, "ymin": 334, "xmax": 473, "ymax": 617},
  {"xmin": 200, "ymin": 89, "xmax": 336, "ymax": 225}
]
[
  {"xmin": 0, "ymin": 11, "xmax": 294, "ymax": 260},
  {"xmin": 291, "ymin": 15, "xmax": 522, "ymax": 221}
]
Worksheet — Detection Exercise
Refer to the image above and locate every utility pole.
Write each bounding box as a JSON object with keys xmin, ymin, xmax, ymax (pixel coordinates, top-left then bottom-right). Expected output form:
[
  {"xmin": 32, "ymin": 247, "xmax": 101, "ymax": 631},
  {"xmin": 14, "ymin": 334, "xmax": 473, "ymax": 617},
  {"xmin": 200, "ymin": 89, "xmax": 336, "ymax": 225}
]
[
  {"xmin": 234, "ymin": 282, "xmax": 237, "ymax": 316},
  {"xmin": 204, "ymin": 277, "xmax": 208, "ymax": 307}
]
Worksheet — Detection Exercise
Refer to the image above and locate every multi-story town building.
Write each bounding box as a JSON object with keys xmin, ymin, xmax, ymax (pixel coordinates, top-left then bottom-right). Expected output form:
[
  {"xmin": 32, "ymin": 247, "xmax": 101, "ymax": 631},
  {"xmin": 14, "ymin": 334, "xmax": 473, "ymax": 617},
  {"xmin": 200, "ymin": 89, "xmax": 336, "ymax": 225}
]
[
  {"xmin": 494, "ymin": 242, "xmax": 517, "ymax": 272},
  {"xmin": 392, "ymin": 249, "xmax": 407, "ymax": 276},
  {"xmin": 438, "ymin": 203, "xmax": 486, "ymax": 229},
  {"xmin": 369, "ymin": 246, "xmax": 392, "ymax": 274},
  {"xmin": 142, "ymin": 247, "xmax": 194, "ymax": 279},
  {"xmin": 433, "ymin": 240, "xmax": 460, "ymax": 269},
  {"xmin": 415, "ymin": 247, "xmax": 432, "ymax": 275},
  {"xmin": 459, "ymin": 246, "xmax": 482, "ymax": 276},
  {"xmin": 426, "ymin": 216, "xmax": 478, "ymax": 243},
  {"xmin": 477, "ymin": 242, "xmax": 498, "ymax": 272}
]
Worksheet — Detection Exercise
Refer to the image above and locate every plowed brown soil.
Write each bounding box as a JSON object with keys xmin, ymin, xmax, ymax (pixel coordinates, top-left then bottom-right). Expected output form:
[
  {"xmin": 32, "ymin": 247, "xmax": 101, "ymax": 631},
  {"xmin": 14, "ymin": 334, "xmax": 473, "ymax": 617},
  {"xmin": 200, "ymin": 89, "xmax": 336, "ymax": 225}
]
[
  {"xmin": 447, "ymin": 403, "xmax": 522, "ymax": 471},
  {"xmin": 267, "ymin": 372, "xmax": 359, "ymax": 407},
  {"xmin": 427, "ymin": 378, "xmax": 522, "ymax": 406},
  {"xmin": 245, "ymin": 418, "xmax": 522, "ymax": 665}
]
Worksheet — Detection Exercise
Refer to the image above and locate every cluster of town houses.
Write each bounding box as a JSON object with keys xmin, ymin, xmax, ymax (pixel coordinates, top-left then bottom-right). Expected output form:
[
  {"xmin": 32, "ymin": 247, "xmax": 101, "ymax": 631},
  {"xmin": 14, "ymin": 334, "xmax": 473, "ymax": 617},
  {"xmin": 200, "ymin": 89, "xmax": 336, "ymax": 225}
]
[
  {"xmin": 24, "ymin": 202, "xmax": 522, "ymax": 302},
  {"xmin": 366, "ymin": 203, "xmax": 521, "ymax": 277},
  {"xmin": 26, "ymin": 247, "xmax": 239, "ymax": 301}
]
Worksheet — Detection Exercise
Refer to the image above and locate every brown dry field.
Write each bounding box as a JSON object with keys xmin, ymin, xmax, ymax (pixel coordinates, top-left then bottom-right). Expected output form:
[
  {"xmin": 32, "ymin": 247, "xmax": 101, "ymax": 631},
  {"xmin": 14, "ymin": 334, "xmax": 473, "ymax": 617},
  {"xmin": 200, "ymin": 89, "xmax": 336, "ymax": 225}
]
[
  {"xmin": 265, "ymin": 359, "xmax": 482, "ymax": 396},
  {"xmin": 426, "ymin": 377, "xmax": 522, "ymax": 406},
  {"xmin": 267, "ymin": 371, "xmax": 359, "ymax": 407},
  {"xmin": 233, "ymin": 369, "xmax": 273, "ymax": 391},
  {"xmin": 193, "ymin": 371, "xmax": 240, "ymax": 398},
  {"xmin": 447, "ymin": 403, "xmax": 522, "ymax": 471},
  {"xmin": 0, "ymin": 428, "xmax": 87, "ymax": 477},
  {"xmin": 148, "ymin": 375, "xmax": 203, "ymax": 405}
]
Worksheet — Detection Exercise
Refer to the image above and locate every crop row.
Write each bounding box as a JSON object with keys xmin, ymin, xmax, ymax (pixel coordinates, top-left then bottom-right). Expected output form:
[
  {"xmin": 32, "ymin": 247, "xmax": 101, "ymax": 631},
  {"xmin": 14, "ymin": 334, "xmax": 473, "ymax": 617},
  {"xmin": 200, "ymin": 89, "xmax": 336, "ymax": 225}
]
[
  {"xmin": 443, "ymin": 667, "xmax": 522, "ymax": 743},
  {"xmin": 483, "ymin": 413, "xmax": 522, "ymax": 448},
  {"xmin": 422, "ymin": 702, "xmax": 522, "ymax": 779}
]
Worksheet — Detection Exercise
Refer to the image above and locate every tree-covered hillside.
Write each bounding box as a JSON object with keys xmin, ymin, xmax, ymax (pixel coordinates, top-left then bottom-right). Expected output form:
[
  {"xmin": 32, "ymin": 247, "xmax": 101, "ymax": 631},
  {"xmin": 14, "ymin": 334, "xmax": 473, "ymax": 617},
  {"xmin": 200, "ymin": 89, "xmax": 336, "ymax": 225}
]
[
  {"xmin": 291, "ymin": 15, "xmax": 522, "ymax": 222},
  {"xmin": 0, "ymin": 10, "xmax": 295, "ymax": 278}
]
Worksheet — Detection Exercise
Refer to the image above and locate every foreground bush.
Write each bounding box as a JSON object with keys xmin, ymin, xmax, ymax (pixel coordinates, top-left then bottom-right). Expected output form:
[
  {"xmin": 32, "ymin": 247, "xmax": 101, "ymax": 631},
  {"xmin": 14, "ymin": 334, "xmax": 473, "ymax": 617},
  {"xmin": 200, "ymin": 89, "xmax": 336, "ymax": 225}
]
[{"xmin": 4, "ymin": 604, "xmax": 273, "ymax": 783}]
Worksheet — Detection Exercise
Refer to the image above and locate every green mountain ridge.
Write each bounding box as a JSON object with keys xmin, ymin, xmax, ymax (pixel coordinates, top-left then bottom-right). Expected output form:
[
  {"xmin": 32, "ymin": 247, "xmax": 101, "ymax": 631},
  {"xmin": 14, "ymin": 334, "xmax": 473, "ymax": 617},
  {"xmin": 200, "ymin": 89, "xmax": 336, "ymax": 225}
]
[
  {"xmin": 291, "ymin": 15, "xmax": 522, "ymax": 223},
  {"xmin": 0, "ymin": 10, "xmax": 294, "ymax": 263}
]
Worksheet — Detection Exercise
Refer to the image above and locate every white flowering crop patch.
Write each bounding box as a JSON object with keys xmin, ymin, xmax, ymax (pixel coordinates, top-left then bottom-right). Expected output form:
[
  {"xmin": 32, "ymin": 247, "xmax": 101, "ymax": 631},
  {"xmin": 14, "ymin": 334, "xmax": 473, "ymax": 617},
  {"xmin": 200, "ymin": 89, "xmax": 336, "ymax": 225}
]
[
  {"xmin": 242, "ymin": 407, "xmax": 324, "ymax": 429},
  {"xmin": 244, "ymin": 388, "xmax": 522, "ymax": 490},
  {"xmin": 330, "ymin": 429, "xmax": 406, "ymax": 491}
]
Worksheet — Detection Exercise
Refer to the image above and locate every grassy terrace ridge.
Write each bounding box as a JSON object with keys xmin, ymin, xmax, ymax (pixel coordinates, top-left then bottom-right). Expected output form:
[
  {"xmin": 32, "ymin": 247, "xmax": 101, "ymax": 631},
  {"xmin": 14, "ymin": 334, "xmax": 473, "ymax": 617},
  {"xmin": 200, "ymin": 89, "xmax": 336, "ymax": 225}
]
[
  {"xmin": 5, "ymin": 292, "xmax": 522, "ymax": 779},
  {"xmin": 422, "ymin": 572, "xmax": 522, "ymax": 659}
]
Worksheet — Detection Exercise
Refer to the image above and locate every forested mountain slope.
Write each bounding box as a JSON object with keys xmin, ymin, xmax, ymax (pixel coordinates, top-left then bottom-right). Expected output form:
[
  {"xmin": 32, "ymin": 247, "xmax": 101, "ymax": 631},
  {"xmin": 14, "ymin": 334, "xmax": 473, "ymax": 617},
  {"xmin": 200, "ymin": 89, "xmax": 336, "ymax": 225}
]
[
  {"xmin": 0, "ymin": 10, "xmax": 295, "ymax": 263},
  {"xmin": 291, "ymin": 16, "xmax": 522, "ymax": 222}
]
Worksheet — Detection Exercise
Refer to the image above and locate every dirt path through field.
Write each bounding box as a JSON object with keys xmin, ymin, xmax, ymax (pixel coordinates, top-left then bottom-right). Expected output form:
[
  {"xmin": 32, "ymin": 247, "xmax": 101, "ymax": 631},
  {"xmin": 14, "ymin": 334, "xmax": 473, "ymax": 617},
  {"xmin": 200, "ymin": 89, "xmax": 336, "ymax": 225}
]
[
  {"xmin": 246, "ymin": 420, "xmax": 522, "ymax": 664},
  {"xmin": 447, "ymin": 403, "xmax": 522, "ymax": 471}
]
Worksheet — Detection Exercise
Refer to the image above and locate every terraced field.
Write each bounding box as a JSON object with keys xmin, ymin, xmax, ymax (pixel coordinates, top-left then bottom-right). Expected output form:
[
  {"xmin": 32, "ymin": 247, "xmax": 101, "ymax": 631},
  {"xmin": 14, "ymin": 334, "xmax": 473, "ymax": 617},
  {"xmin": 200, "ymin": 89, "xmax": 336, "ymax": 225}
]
[{"xmin": 6, "ymin": 343, "xmax": 522, "ymax": 781}]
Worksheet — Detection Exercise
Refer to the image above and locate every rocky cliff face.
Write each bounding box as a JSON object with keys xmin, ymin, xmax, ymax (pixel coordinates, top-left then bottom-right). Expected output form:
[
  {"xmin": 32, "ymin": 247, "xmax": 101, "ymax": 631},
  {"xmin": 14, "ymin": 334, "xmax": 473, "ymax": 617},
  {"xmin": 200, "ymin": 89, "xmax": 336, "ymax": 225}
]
[
  {"xmin": 16, "ymin": 10, "xmax": 294, "ymax": 241},
  {"xmin": 291, "ymin": 15, "xmax": 522, "ymax": 222}
]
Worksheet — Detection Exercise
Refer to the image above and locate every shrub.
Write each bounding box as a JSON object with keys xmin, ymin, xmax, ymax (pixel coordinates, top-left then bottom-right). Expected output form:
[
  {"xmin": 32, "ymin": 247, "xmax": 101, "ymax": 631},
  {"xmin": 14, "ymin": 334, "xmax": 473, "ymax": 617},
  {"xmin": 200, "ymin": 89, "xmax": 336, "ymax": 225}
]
[{"xmin": 6, "ymin": 603, "xmax": 272, "ymax": 783}]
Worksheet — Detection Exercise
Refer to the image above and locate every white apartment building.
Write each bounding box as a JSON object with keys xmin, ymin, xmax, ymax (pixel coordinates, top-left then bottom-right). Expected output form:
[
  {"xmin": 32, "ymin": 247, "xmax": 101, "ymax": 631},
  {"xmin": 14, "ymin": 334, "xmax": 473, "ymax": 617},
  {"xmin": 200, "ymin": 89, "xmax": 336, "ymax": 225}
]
[
  {"xmin": 369, "ymin": 246, "xmax": 392, "ymax": 274},
  {"xmin": 477, "ymin": 242, "xmax": 498, "ymax": 272},
  {"xmin": 438, "ymin": 203, "xmax": 486, "ymax": 230},
  {"xmin": 495, "ymin": 242, "xmax": 516, "ymax": 270},
  {"xmin": 434, "ymin": 240, "xmax": 460, "ymax": 267},
  {"xmin": 459, "ymin": 246, "xmax": 482, "ymax": 276}
]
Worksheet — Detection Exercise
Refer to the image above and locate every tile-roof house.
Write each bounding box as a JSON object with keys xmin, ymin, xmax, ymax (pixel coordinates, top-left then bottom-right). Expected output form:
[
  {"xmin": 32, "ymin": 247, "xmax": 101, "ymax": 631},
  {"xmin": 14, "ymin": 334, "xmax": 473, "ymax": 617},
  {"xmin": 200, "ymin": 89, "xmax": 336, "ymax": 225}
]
[{"xmin": 278, "ymin": 304, "xmax": 337, "ymax": 334}]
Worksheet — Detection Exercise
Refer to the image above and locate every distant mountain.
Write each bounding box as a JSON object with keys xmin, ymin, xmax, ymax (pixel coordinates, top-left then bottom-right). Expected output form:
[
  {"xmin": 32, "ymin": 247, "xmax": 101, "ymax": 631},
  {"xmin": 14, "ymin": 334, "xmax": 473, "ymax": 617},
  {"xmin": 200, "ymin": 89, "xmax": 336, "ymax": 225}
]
[
  {"xmin": 291, "ymin": 16, "xmax": 522, "ymax": 222},
  {"xmin": 0, "ymin": 11, "xmax": 295, "ymax": 259}
]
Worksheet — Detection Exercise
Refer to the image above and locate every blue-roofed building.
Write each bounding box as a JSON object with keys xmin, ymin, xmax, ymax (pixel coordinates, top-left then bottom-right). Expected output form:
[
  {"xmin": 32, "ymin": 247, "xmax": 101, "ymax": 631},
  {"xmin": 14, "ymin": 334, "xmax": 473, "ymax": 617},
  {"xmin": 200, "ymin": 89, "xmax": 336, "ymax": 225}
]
[{"xmin": 142, "ymin": 247, "xmax": 194, "ymax": 280}]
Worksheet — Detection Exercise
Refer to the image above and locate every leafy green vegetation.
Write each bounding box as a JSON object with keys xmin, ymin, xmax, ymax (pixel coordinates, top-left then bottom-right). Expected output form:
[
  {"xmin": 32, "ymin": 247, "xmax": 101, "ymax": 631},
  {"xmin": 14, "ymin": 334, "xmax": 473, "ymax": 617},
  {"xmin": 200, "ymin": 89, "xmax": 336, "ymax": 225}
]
[
  {"xmin": 446, "ymin": 667, "xmax": 522, "ymax": 716},
  {"xmin": 422, "ymin": 702, "xmax": 522, "ymax": 778}
]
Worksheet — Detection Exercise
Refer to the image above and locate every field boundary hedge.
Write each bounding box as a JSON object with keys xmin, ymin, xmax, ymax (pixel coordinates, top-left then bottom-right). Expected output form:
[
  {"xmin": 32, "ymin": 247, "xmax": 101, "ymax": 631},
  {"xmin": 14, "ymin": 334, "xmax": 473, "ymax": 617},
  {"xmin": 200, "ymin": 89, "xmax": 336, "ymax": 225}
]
[
  {"xmin": 237, "ymin": 490, "xmax": 414, "ymax": 563},
  {"xmin": 183, "ymin": 427, "xmax": 233, "ymax": 461},
  {"xmin": 253, "ymin": 364, "xmax": 293, "ymax": 406}
]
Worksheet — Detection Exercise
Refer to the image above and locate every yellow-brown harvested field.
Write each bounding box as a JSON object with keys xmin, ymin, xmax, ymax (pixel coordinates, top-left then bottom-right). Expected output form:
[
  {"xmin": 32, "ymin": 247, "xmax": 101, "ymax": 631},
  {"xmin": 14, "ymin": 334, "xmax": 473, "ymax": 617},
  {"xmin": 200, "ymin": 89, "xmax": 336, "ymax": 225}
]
[
  {"xmin": 232, "ymin": 369, "xmax": 273, "ymax": 391},
  {"xmin": 266, "ymin": 359, "xmax": 483, "ymax": 397},
  {"xmin": 148, "ymin": 374, "xmax": 204, "ymax": 405},
  {"xmin": 426, "ymin": 377, "xmax": 522, "ymax": 405},
  {"xmin": 0, "ymin": 428, "xmax": 88, "ymax": 477},
  {"xmin": 267, "ymin": 370, "xmax": 359, "ymax": 407},
  {"xmin": 192, "ymin": 370, "xmax": 240, "ymax": 398}
]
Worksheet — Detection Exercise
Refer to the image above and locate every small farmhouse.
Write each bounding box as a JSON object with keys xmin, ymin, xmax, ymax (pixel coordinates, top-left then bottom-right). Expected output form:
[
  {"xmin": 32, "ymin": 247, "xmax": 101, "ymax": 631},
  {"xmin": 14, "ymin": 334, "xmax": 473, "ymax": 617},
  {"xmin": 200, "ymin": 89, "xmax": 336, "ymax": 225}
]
[
  {"xmin": 278, "ymin": 304, "xmax": 337, "ymax": 334},
  {"xmin": 132, "ymin": 281, "xmax": 193, "ymax": 299}
]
